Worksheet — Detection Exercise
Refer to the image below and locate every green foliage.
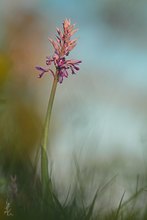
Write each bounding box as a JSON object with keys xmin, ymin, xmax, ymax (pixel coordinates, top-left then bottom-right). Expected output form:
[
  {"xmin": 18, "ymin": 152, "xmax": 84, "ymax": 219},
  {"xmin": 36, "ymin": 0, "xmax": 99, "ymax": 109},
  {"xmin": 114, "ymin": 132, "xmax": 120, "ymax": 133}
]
[{"xmin": 0, "ymin": 155, "xmax": 146, "ymax": 220}]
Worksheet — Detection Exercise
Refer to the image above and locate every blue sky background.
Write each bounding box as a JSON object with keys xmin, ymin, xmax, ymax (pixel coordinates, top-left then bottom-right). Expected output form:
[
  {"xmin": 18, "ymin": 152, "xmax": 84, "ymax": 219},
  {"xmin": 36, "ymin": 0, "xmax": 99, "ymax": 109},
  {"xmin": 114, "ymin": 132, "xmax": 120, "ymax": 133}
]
[{"xmin": 35, "ymin": 0, "xmax": 147, "ymax": 89}]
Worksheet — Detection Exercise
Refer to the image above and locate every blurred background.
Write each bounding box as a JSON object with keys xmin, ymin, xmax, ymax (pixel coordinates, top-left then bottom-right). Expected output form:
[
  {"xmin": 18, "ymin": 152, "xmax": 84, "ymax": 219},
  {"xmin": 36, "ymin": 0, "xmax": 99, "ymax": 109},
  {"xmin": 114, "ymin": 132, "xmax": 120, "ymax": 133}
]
[{"xmin": 1, "ymin": 0, "xmax": 147, "ymax": 210}]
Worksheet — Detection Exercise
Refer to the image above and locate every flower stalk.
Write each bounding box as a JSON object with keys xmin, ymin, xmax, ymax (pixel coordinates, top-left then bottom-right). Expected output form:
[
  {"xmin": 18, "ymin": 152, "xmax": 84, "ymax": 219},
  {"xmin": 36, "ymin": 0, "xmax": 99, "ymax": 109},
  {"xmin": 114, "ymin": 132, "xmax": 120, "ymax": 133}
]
[{"xmin": 41, "ymin": 72, "xmax": 58, "ymax": 195}]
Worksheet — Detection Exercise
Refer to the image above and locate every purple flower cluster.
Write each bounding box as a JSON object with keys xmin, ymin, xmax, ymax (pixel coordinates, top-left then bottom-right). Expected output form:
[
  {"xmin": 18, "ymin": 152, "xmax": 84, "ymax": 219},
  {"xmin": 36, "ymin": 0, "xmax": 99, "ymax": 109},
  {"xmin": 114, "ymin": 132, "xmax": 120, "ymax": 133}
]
[{"xmin": 36, "ymin": 19, "xmax": 81, "ymax": 83}]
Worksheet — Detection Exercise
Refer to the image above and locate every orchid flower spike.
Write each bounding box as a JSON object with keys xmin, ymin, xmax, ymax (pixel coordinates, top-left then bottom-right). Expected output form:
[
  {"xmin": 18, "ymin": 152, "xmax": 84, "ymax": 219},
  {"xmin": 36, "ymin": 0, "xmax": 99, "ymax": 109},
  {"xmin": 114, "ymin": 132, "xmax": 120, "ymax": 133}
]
[{"xmin": 36, "ymin": 19, "xmax": 81, "ymax": 83}]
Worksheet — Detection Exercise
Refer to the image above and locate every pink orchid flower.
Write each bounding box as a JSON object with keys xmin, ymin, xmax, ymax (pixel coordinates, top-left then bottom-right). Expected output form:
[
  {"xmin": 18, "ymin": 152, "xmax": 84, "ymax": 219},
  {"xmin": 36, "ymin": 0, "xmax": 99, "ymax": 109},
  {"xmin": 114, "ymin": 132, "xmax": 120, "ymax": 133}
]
[{"xmin": 36, "ymin": 19, "xmax": 81, "ymax": 83}]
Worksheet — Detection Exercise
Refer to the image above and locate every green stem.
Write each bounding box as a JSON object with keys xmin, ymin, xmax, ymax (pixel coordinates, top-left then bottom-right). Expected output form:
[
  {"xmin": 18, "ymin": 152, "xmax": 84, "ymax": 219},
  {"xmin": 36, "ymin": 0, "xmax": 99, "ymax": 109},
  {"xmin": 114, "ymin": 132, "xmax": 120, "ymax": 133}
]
[{"xmin": 41, "ymin": 72, "xmax": 58, "ymax": 196}]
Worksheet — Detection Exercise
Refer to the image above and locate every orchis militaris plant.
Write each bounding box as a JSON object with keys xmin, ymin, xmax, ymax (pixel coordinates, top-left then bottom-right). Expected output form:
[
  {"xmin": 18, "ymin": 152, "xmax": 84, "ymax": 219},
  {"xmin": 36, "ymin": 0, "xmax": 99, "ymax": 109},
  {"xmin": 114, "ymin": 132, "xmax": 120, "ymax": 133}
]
[{"xmin": 36, "ymin": 19, "xmax": 81, "ymax": 196}]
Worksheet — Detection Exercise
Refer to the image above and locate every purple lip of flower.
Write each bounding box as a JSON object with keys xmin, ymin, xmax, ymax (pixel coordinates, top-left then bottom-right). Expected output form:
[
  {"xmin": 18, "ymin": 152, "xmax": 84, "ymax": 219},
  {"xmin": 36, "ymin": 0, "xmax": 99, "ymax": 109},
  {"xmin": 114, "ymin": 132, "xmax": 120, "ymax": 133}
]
[
  {"xmin": 36, "ymin": 66, "xmax": 54, "ymax": 78},
  {"xmin": 36, "ymin": 19, "xmax": 82, "ymax": 83}
]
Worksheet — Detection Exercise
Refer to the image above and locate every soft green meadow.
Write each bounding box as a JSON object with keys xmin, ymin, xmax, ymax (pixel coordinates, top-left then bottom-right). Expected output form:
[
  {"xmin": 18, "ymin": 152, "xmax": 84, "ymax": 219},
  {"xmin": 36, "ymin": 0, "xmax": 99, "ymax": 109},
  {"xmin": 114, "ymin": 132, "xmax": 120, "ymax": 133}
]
[{"xmin": 0, "ymin": 154, "xmax": 147, "ymax": 220}]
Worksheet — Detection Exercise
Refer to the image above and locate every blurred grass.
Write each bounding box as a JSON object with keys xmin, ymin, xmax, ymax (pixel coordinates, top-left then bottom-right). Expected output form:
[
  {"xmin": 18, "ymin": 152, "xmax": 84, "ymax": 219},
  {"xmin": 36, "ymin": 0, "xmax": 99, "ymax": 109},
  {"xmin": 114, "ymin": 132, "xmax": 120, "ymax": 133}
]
[{"xmin": 0, "ymin": 156, "xmax": 146, "ymax": 220}]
